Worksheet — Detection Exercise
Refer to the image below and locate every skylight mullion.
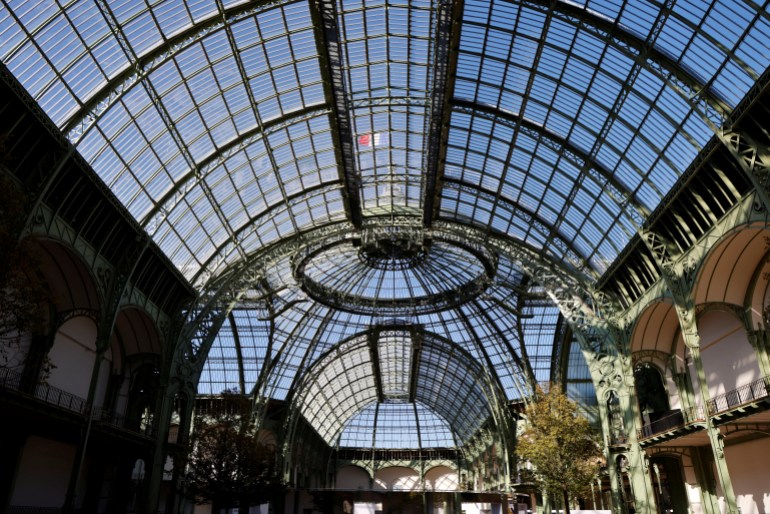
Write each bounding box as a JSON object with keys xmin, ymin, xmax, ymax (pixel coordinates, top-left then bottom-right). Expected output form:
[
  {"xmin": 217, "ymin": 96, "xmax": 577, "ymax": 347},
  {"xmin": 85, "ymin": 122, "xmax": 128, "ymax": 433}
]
[{"xmin": 2, "ymin": 4, "xmax": 84, "ymax": 122}]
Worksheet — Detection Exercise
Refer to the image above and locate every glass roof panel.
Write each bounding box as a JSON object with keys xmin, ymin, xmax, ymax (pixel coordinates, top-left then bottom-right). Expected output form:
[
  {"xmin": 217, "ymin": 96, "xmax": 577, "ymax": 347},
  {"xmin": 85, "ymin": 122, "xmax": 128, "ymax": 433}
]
[
  {"xmin": 338, "ymin": 401, "xmax": 455, "ymax": 449},
  {"xmin": 4, "ymin": 0, "xmax": 770, "ymax": 453},
  {"xmin": 200, "ymin": 308, "xmax": 271, "ymax": 395},
  {"xmin": 355, "ymin": 106, "xmax": 425, "ymax": 215},
  {"xmin": 438, "ymin": 0, "xmax": 770, "ymax": 272},
  {"xmin": 415, "ymin": 403, "xmax": 456, "ymax": 447},
  {"xmin": 521, "ymin": 299, "xmax": 561, "ymax": 384},
  {"xmin": 337, "ymin": 0, "xmax": 434, "ymax": 217},
  {"xmin": 290, "ymin": 327, "xmax": 496, "ymax": 446},
  {"xmin": 338, "ymin": 403, "xmax": 377, "ymax": 447},
  {"xmin": 2, "ymin": 0, "xmax": 329, "ymax": 280},
  {"xmin": 296, "ymin": 335, "xmax": 378, "ymax": 443},
  {"xmin": 372, "ymin": 403, "xmax": 422, "ymax": 449},
  {"xmin": 414, "ymin": 342, "xmax": 489, "ymax": 442},
  {"xmin": 565, "ymin": 335, "xmax": 598, "ymax": 424},
  {"xmin": 378, "ymin": 331, "xmax": 412, "ymax": 400}
]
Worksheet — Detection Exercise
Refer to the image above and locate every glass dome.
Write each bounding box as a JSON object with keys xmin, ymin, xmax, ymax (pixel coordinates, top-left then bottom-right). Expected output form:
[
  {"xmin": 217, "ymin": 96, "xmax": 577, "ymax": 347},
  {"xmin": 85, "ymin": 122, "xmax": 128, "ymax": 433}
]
[
  {"xmin": 2, "ymin": 0, "xmax": 768, "ymax": 453},
  {"xmin": 295, "ymin": 233, "xmax": 497, "ymax": 314}
]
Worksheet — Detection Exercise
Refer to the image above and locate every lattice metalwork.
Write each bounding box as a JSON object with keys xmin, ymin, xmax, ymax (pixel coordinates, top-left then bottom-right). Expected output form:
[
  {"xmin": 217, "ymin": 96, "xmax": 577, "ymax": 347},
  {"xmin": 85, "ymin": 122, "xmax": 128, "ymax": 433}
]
[
  {"xmin": 3, "ymin": 0, "xmax": 770, "ymax": 454},
  {"xmin": 291, "ymin": 327, "xmax": 497, "ymax": 447}
]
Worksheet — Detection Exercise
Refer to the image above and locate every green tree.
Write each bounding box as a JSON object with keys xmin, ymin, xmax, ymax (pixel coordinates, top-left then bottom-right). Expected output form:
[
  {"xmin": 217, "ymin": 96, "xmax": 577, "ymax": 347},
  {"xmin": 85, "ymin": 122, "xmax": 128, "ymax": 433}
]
[
  {"xmin": 183, "ymin": 390, "xmax": 286, "ymax": 514},
  {"xmin": 516, "ymin": 385, "xmax": 603, "ymax": 514}
]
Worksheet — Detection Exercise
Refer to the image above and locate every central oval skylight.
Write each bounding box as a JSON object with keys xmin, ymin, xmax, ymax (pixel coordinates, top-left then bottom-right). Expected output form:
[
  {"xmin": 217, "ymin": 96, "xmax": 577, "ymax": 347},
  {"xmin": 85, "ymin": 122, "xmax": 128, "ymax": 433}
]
[{"xmin": 294, "ymin": 237, "xmax": 497, "ymax": 315}]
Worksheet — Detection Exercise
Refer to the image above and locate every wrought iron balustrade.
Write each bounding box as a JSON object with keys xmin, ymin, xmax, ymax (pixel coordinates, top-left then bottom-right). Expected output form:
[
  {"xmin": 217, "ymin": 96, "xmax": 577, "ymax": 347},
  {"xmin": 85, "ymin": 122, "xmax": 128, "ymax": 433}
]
[
  {"xmin": 33, "ymin": 382, "xmax": 86, "ymax": 414},
  {"xmin": 637, "ymin": 405, "xmax": 705, "ymax": 441},
  {"xmin": 0, "ymin": 367, "xmax": 23, "ymax": 390},
  {"xmin": 1, "ymin": 367, "xmax": 87, "ymax": 415},
  {"xmin": 706, "ymin": 376, "xmax": 770, "ymax": 415},
  {"xmin": 641, "ymin": 410, "xmax": 684, "ymax": 438},
  {"xmin": 92, "ymin": 407, "xmax": 156, "ymax": 437}
]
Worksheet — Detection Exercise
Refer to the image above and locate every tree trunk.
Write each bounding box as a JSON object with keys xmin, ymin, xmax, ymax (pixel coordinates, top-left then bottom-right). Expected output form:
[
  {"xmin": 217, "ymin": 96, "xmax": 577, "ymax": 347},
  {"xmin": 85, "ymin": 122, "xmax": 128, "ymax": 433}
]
[{"xmin": 562, "ymin": 488, "xmax": 570, "ymax": 514}]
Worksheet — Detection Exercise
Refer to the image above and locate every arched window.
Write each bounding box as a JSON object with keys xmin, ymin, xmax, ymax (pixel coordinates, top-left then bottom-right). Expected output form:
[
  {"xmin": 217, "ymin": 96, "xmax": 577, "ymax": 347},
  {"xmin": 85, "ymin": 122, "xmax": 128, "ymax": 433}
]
[{"xmin": 634, "ymin": 363, "xmax": 670, "ymax": 423}]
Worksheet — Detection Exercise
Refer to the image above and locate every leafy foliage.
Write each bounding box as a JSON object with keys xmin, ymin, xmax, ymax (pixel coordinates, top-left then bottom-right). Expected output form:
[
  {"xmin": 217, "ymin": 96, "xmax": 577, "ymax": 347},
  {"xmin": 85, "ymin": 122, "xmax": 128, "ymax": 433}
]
[
  {"xmin": 183, "ymin": 390, "xmax": 286, "ymax": 512},
  {"xmin": 516, "ymin": 385, "xmax": 603, "ymax": 513},
  {"xmin": 0, "ymin": 173, "xmax": 51, "ymax": 374}
]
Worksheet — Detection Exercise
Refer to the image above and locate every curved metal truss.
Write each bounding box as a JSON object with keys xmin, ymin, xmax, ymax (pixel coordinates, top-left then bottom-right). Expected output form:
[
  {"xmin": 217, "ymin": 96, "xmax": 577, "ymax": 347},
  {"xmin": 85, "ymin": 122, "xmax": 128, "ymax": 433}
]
[
  {"xmin": 287, "ymin": 325, "xmax": 506, "ymax": 447},
  {"xmin": 291, "ymin": 228, "xmax": 498, "ymax": 315},
  {"xmin": 3, "ymin": 0, "xmax": 770, "ymax": 456}
]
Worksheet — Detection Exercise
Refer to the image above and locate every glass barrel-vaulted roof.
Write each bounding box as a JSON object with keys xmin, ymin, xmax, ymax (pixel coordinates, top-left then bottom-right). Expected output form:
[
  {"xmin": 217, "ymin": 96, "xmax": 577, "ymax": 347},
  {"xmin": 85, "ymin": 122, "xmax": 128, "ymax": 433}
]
[
  {"xmin": 198, "ymin": 237, "xmax": 558, "ymax": 447},
  {"xmin": 2, "ymin": 0, "xmax": 769, "ymax": 451},
  {"xmin": 293, "ymin": 328, "xmax": 495, "ymax": 446},
  {"xmin": 2, "ymin": 0, "xmax": 769, "ymax": 278}
]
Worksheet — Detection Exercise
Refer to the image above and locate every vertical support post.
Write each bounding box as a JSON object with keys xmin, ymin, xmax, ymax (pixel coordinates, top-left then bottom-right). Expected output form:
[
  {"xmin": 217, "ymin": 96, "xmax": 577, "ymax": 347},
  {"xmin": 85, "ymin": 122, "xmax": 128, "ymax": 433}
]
[
  {"xmin": 605, "ymin": 453, "xmax": 623, "ymax": 514},
  {"xmin": 747, "ymin": 328, "xmax": 770, "ymax": 377},
  {"xmin": 146, "ymin": 382, "xmax": 175, "ymax": 512},
  {"xmin": 691, "ymin": 446, "xmax": 720, "ymax": 514},
  {"xmin": 596, "ymin": 396, "xmax": 624, "ymax": 514},
  {"xmin": 63, "ymin": 346, "xmax": 105, "ymax": 513},
  {"xmin": 687, "ymin": 345, "xmax": 738, "ymax": 514},
  {"xmin": 616, "ymin": 363, "xmax": 657, "ymax": 514},
  {"xmin": 540, "ymin": 492, "xmax": 551, "ymax": 514},
  {"xmin": 597, "ymin": 478, "xmax": 605, "ymax": 510},
  {"xmin": 20, "ymin": 331, "xmax": 55, "ymax": 393}
]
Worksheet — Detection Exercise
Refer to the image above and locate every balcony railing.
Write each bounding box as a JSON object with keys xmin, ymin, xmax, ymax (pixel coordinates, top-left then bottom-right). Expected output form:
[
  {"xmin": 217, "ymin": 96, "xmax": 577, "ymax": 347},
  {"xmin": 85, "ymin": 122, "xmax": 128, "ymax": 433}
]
[
  {"xmin": 638, "ymin": 377, "xmax": 770, "ymax": 441},
  {"xmin": 707, "ymin": 376, "xmax": 770, "ymax": 415},
  {"xmin": 33, "ymin": 381, "xmax": 87, "ymax": 414},
  {"xmin": 92, "ymin": 407, "xmax": 156, "ymax": 437},
  {"xmin": 1, "ymin": 367, "xmax": 87, "ymax": 414},
  {"xmin": 335, "ymin": 447, "xmax": 461, "ymax": 461},
  {"xmin": 638, "ymin": 405, "xmax": 706, "ymax": 441},
  {"xmin": 1, "ymin": 368, "xmax": 153, "ymax": 438},
  {"xmin": 0, "ymin": 366, "xmax": 23, "ymax": 390},
  {"xmin": 641, "ymin": 410, "xmax": 684, "ymax": 438}
]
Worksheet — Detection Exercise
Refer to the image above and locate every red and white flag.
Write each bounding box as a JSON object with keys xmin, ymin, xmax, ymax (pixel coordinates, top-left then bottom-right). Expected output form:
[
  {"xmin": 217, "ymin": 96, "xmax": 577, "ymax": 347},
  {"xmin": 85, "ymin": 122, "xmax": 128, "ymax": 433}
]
[{"xmin": 357, "ymin": 132, "xmax": 388, "ymax": 147}]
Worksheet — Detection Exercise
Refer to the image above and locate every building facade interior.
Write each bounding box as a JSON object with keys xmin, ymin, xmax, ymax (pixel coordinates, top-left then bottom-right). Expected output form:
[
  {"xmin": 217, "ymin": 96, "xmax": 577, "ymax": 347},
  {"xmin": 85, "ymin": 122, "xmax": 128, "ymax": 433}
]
[{"xmin": 2, "ymin": 0, "xmax": 770, "ymax": 513}]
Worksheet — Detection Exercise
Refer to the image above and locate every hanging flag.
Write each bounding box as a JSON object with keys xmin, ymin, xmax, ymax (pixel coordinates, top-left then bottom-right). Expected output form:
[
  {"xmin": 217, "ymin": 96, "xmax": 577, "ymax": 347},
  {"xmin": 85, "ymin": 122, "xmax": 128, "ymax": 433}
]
[
  {"xmin": 373, "ymin": 132, "xmax": 389, "ymax": 146},
  {"xmin": 358, "ymin": 133, "xmax": 389, "ymax": 147}
]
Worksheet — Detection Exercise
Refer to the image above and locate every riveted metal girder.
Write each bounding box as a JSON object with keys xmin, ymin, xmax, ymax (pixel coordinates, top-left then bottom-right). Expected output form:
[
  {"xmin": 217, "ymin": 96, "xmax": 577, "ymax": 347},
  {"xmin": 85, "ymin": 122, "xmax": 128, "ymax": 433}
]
[
  {"xmin": 62, "ymin": 0, "xmax": 297, "ymax": 144},
  {"xmin": 0, "ymin": 65, "xmax": 148, "ymax": 251},
  {"xmin": 141, "ymin": 105, "xmax": 329, "ymax": 236},
  {"xmin": 422, "ymin": 0, "xmax": 465, "ymax": 227},
  {"xmin": 309, "ymin": 0, "xmax": 363, "ymax": 228},
  {"xmin": 720, "ymin": 77, "xmax": 770, "ymax": 207},
  {"xmin": 452, "ymin": 100, "xmax": 649, "ymax": 226},
  {"xmin": 93, "ymin": 0, "xmax": 248, "ymax": 264},
  {"xmin": 176, "ymin": 217, "xmax": 599, "ymax": 381},
  {"xmin": 368, "ymin": 329, "xmax": 385, "ymax": 404},
  {"xmin": 207, "ymin": 217, "xmax": 592, "ymax": 307},
  {"xmin": 408, "ymin": 330, "xmax": 422, "ymax": 404}
]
